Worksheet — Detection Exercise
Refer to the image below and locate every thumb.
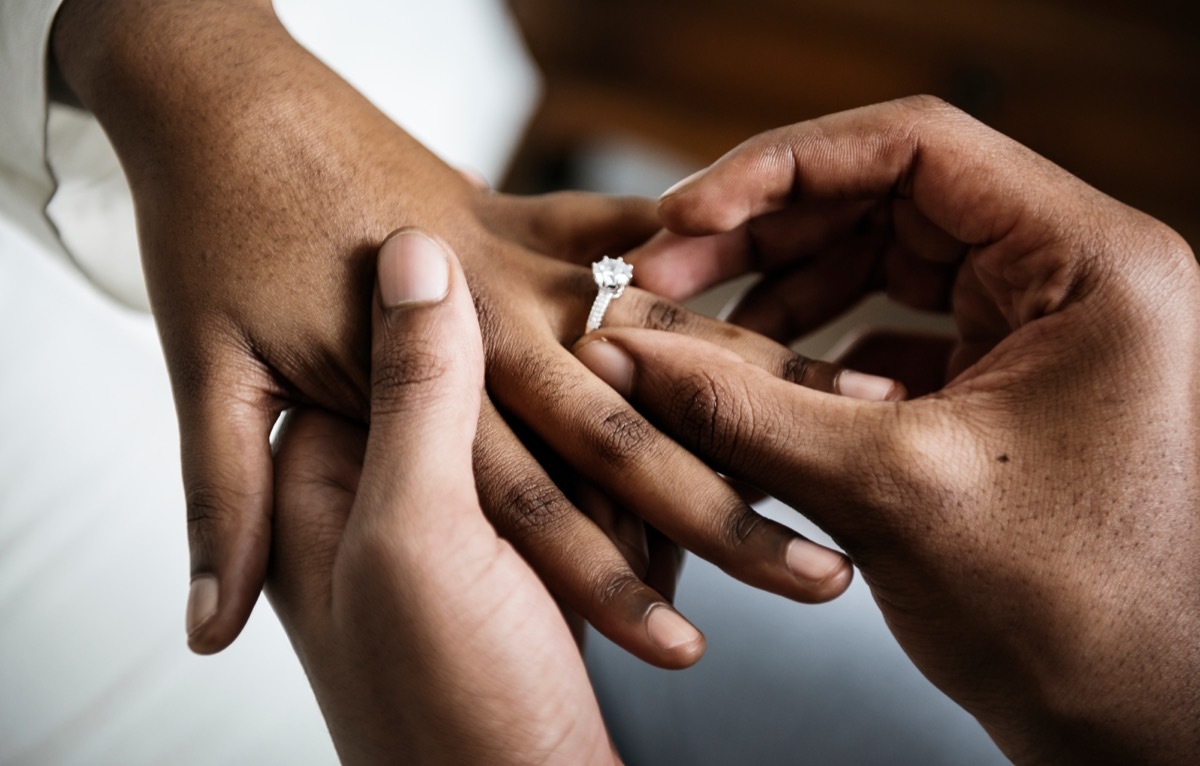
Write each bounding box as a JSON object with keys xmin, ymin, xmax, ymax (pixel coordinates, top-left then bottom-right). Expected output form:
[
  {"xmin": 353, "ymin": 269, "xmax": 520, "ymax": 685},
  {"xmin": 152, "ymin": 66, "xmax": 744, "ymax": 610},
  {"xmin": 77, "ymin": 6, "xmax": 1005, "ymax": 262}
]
[
  {"xmin": 355, "ymin": 229, "xmax": 485, "ymax": 536},
  {"xmin": 176, "ymin": 374, "xmax": 276, "ymax": 655}
]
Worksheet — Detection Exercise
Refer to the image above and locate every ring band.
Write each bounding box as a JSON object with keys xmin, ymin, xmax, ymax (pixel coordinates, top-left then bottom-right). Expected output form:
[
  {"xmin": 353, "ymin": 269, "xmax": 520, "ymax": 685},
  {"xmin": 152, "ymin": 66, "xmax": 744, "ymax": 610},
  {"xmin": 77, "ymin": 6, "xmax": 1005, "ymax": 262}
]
[{"xmin": 587, "ymin": 256, "xmax": 633, "ymax": 333}]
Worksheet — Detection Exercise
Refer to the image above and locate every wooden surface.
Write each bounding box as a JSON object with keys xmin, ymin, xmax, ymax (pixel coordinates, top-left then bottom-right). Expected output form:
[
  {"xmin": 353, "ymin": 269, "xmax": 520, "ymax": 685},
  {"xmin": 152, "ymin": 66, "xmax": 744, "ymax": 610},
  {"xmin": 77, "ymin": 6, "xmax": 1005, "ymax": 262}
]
[{"xmin": 505, "ymin": 0, "xmax": 1199, "ymax": 245}]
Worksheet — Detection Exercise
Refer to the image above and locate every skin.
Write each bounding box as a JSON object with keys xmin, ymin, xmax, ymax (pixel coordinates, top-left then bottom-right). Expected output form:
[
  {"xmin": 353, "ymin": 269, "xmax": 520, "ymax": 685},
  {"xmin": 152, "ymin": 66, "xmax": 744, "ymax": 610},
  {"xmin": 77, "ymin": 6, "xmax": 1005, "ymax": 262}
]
[
  {"xmin": 267, "ymin": 232, "xmax": 619, "ymax": 765},
  {"xmin": 575, "ymin": 97, "xmax": 1200, "ymax": 763},
  {"xmin": 50, "ymin": 0, "xmax": 896, "ymax": 662}
]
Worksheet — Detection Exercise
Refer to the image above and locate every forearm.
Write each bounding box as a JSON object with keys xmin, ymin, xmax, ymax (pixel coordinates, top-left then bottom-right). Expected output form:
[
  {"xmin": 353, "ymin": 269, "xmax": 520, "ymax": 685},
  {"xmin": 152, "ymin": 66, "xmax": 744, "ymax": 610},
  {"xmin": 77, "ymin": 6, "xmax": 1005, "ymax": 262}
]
[
  {"xmin": 52, "ymin": 0, "xmax": 286, "ymax": 144},
  {"xmin": 51, "ymin": 0, "xmax": 461, "ymax": 206}
]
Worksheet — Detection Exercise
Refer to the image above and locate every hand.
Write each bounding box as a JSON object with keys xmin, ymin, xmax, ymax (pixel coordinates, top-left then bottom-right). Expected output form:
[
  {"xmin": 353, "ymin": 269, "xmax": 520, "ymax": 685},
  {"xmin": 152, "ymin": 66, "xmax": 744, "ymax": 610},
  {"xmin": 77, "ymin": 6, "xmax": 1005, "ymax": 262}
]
[
  {"xmin": 267, "ymin": 231, "xmax": 617, "ymax": 766},
  {"xmin": 53, "ymin": 0, "xmax": 890, "ymax": 660},
  {"xmin": 577, "ymin": 97, "xmax": 1200, "ymax": 763}
]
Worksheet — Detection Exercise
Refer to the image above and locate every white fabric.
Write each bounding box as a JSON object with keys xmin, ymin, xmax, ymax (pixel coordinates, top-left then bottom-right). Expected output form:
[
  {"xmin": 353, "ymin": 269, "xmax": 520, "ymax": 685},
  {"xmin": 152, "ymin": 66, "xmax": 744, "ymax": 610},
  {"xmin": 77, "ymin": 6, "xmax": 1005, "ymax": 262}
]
[{"xmin": 0, "ymin": 0, "xmax": 69, "ymax": 258}]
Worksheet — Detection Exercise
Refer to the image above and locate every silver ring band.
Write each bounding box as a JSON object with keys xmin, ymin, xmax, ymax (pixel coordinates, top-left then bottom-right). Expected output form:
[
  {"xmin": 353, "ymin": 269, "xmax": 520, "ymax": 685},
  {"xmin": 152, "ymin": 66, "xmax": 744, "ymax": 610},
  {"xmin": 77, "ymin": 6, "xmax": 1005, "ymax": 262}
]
[{"xmin": 586, "ymin": 256, "xmax": 633, "ymax": 333}]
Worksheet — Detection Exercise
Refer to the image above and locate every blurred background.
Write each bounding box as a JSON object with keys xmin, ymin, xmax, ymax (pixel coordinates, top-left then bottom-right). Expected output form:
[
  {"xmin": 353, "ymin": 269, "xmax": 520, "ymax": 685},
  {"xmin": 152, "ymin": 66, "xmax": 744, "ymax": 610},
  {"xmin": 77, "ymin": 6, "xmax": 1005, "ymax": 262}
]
[
  {"xmin": 2, "ymin": 1, "xmax": 1195, "ymax": 764},
  {"xmin": 503, "ymin": 0, "xmax": 1198, "ymax": 246}
]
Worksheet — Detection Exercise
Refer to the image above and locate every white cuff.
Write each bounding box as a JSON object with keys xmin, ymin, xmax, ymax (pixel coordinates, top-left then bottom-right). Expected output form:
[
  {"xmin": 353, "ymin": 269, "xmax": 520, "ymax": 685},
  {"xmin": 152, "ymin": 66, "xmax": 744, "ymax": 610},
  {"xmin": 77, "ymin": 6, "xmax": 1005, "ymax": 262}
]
[{"xmin": 0, "ymin": 0, "xmax": 70, "ymax": 258}]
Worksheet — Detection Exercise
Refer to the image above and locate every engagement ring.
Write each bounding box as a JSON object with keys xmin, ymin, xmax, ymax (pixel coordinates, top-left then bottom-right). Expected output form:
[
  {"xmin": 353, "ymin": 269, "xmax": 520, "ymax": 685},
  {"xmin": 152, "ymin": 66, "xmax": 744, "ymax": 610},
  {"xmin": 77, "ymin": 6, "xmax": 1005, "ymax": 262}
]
[{"xmin": 587, "ymin": 256, "xmax": 633, "ymax": 333}]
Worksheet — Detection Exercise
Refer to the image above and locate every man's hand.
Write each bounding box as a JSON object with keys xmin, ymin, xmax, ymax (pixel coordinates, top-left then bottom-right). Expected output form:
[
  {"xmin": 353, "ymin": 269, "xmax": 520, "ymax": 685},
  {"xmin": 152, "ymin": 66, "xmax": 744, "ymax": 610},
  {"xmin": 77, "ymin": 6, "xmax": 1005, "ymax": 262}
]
[
  {"xmin": 267, "ymin": 231, "xmax": 620, "ymax": 765},
  {"xmin": 52, "ymin": 0, "xmax": 887, "ymax": 660},
  {"xmin": 579, "ymin": 97, "xmax": 1200, "ymax": 763}
]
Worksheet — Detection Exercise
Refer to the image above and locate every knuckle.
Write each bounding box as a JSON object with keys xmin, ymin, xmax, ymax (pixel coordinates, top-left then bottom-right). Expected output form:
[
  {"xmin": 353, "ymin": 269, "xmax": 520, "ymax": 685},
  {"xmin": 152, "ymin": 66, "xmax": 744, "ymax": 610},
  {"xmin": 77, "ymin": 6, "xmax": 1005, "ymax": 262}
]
[
  {"xmin": 1137, "ymin": 219, "xmax": 1195, "ymax": 274},
  {"xmin": 666, "ymin": 371, "xmax": 748, "ymax": 466},
  {"xmin": 498, "ymin": 479, "xmax": 573, "ymax": 543},
  {"xmin": 888, "ymin": 95, "xmax": 972, "ymax": 154},
  {"xmin": 869, "ymin": 404, "xmax": 971, "ymax": 503},
  {"xmin": 904, "ymin": 93, "xmax": 949, "ymax": 111},
  {"xmin": 1161, "ymin": 224, "xmax": 1195, "ymax": 262},
  {"xmin": 369, "ymin": 347, "xmax": 449, "ymax": 416},
  {"xmin": 186, "ymin": 485, "xmax": 231, "ymax": 529},
  {"xmin": 784, "ymin": 355, "xmax": 839, "ymax": 393},
  {"xmin": 590, "ymin": 569, "xmax": 647, "ymax": 609},
  {"xmin": 471, "ymin": 407, "xmax": 577, "ymax": 544},
  {"xmin": 781, "ymin": 354, "xmax": 813, "ymax": 386},
  {"xmin": 642, "ymin": 298, "xmax": 693, "ymax": 333},
  {"xmin": 500, "ymin": 350, "xmax": 566, "ymax": 396},
  {"xmin": 872, "ymin": 407, "xmax": 931, "ymax": 465},
  {"xmin": 722, "ymin": 503, "xmax": 765, "ymax": 547},
  {"xmin": 169, "ymin": 316, "xmax": 261, "ymax": 402},
  {"xmin": 185, "ymin": 483, "xmax": 266, "ymax": 566},
  {"xmin": 896, "ymin": 93, "xmax": 958, "ymax": 119},
  {"xmin": 589, "ymin": 407, "xmax": 656, "ymax": 470}
]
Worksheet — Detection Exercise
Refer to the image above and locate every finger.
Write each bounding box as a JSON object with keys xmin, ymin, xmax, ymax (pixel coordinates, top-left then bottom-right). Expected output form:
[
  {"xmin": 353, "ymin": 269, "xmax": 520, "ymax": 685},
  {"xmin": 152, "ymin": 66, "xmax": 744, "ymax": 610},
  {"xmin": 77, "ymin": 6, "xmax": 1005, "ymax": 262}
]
[
  {"xmin": 574, "ymin": 329, "xmax": 908, "ymax": 540},
  {"xmin": 628, "ymin": 228, "xmax": 753, "ymax": 302},
  {"xmin": 630, "ymin": 201, "xmax": 871, "ymax": 301},
  {"xmin": 358, "ymin": 229, "xmax": 484, "ymax": 538},
  {"xmin": 835, "ymin": 330, "xmax": 956, "ymax": 398},
  {"xmin": 603, "ymin": 284, "xmax": 905, "ymax": 402},
  {"xmin": 474, "ymin": 399, "xmax": 705, "ymax": 669},
  {"xmin": 554, "ymin": 596, "xmax": 589, "ymax": 650},
  {"xmin": 644, "ymin": 526, "xmax": 683, "ymax": 604},
  {"xmin": 726, "ymin": 476, "xmax": 768, "ymax": 507},
  {"xmin": 877, "ymin": 200, "xmax": 963, "ymax": 312},
  {"xmin": 950, "ymin": 257, "xmax": 1013, "ymax": 377},
  {"xmin": 481, "ymin": 192, "xmax": 661, "ymax": 265},
  {"xmin": 880, "ymin": 242, "xmax": 958, "ymax": 314},
  {"xmin": 266, "ymin": 408, "xmax": 364, "ymax": 631},
  {"xmin": 891, "ymin": 198, "xmax": 964, "ymax": 265},
  {"xmin": 571, "ymin": 481, "xmax": 651, "ymax": 578},
  {"xmin": 502, "ymin": 409, "xmax": 653, "ymax": 578},
  {"xmin": 656, "ymin": 97, "xmax": 1025, "ymax": 240},
  {"xmin": 175, "ymin": 355, "xmax": 277, "ymax": 655},
  {"xmin": 493, "ymin": 342, "xmax": 855, "ymax": 605},
  {"xmin": 656, "ymin": 96, "xmax": 1101, "ymax": 321},
  {"xmin": 725, "ymin": 240, "xmax": 879, "ymax": 343}
]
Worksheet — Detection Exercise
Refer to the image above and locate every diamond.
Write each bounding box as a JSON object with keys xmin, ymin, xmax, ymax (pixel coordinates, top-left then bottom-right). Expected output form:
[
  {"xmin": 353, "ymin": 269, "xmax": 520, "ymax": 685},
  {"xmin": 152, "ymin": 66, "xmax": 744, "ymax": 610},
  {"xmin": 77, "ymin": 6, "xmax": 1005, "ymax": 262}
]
[{"xmin": 592, "ymin": 256, "xmax": 633, "ymax": 293}]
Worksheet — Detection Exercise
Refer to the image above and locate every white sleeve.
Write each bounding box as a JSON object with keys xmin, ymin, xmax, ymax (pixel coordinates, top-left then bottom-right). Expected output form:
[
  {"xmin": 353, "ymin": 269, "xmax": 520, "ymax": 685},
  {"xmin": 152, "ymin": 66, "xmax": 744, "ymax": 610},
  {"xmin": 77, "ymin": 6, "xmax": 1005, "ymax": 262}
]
[{"xmin": 0, "ymin": 0, "xmax": 70, "ymax": 259}]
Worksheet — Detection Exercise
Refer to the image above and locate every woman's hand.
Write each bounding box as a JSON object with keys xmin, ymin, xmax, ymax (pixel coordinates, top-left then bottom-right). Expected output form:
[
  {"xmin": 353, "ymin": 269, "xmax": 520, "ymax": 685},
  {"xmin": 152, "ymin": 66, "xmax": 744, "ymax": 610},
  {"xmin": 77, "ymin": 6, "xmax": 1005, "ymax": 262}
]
[
  {"xmin": 580, "ymin": 97, "xmax": 1200, "ymax": 764},
  {"xmin": 267, "ymin": 231, "xmax": 619, "ymax": 766},
  {"xmin": 53, "ymin": 0, "xmax": 887, "ymax": 660}
]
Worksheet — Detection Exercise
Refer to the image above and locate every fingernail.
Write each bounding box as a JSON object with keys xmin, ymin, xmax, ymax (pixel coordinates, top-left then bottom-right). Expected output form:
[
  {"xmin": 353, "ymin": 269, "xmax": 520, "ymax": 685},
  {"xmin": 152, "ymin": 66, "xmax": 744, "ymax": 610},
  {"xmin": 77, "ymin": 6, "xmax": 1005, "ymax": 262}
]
[
  {"xmin": 838, "ymin": 370, "xmax": 905, "ymax": 402},
  {"xmin": 786, "ymin": 538, "xmax": 847, "ymax": 583},
  {"xmin": 378, "ymin": 231, "xmax": 450, "ymax": 307},
  {"xmin": 660, "ymin": 168, "xmax": 707, "ymax": 199},
  {"xmin": 576, "ymin": 339, "xmax": 634, "ymax": 396},
  {"xmin": 646, "ymin": 605, "xmax": 701, "ymax": 651},
  {"xmin": 186, "ymin": 575, "xmax": 219, "ymax": 637}
]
